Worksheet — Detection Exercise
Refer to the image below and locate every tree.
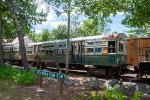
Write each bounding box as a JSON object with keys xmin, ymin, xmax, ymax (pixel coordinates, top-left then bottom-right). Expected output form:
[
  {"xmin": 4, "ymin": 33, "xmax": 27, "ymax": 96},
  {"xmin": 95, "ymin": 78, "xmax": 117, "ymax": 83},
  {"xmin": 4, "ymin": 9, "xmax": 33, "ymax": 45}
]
[
  {"xmin": 2, "ymin": 0, "xmax": 47, "ymax": 40},
  {"xmin": 79, "ymin": 19, "xmax": 102, "ymax": 36},
  {"xmin": 76, "ymin": 0, "xmax": 150, "ymax": 31},
  {"xmin": 122, "ymin": 0, "xmax": 150, "ymax": 28},
  {"xmin": 2, "ymin": 9, "xmax": 17, "ymax": 40},
  {"xmin": 45, "ymin": 0, "xmax": 73, "ymax": 73},
  {"xmin": 71, "ymin": 19, "xmax": 111, "ymax": 37},
  {"xmin": 6, "ymin": 0, "xmax": 30, "ymax": 70},
  {"xmin": 28, "ymin": 32, "xmax": 37, "ymax": 42},
  {"xmin": 0, "ymin": 0, "xmax": 4, "ymax": 66},
  {"xmin": 51, "ymin": 24, "xmax": 67, "ymax": 40},
  {"xmin": 127, "ymin": 33, "xmax": 138, "ymax": 38},
  {"xmin": 126, "ymin": 25, "xmax": 150, "ymax": 37},
  {"xmin": 5, "ymin": 0, "xmax": 48, "ymax": 70},
  {"xmin": 41, "ymin": 28, "xmax": 50, "ymax": 41}
]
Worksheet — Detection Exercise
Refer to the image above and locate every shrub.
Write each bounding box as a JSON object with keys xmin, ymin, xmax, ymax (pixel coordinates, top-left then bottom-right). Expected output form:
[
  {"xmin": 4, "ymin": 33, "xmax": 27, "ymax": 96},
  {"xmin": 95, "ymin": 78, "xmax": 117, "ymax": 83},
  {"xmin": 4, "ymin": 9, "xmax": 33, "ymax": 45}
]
[
  {"xmin": 0, "ymin": 63, "xmax": 16, "ymax": 80},
  {"xmin": 15, "ymin": 70, "xmax": 37, "ymax": 85},
  {"xmin": 89, "ymin": 91, "xmax": 101, "ymax": 100},
  {"xmin": 0, "ymin": 63, "xmax": 37, "ymax": 85},
  {"xmin": 103, "ymin": 87, "xmax": 127, "ymax": 100},
  {"xmin": 131, "ymin": 91, "xmax": 142, "ymax": 100}
]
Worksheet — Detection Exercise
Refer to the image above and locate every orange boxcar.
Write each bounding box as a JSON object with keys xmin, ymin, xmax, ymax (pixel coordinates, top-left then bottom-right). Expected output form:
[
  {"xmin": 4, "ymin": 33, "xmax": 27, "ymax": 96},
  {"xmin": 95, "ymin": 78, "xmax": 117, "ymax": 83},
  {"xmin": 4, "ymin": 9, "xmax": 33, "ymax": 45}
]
[
  {"xmin": 127, "ymin": 38, "xmax": 150, "ymax": 77},
  {"xmin": 127, "ymin": 38, "xmax": 150, "ymax": 67}
]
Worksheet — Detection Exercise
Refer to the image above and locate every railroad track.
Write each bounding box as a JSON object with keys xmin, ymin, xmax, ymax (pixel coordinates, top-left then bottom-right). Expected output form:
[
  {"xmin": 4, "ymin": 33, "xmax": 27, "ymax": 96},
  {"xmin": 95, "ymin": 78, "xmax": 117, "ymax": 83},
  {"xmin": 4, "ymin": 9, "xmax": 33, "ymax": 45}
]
[
  {"xmin": 12, "ymin": 65, "xmax": 150, "ymax": 84},
  {"xmin": 46, "ymin": 67, "xmax": 87, "ymax": 75}
]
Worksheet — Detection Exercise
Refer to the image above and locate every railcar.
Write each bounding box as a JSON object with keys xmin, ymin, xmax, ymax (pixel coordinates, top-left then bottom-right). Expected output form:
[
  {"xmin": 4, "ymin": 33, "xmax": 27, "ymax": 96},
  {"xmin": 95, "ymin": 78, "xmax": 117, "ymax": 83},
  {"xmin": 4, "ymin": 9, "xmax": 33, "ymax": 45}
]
[
  {"xmin": 3, "ymin": 33, "xmax": 150, "ymax": 78},
  {"xmin": 70, "ymin": 33, "xmax": 127, "ymax": 76},
  {"xmin": 3, "ymin": 33, "xmax": 127, "ymax": 77},
  {"xmin": 127, "ymin": 38, "xmax": 150, "ymax": 78}
]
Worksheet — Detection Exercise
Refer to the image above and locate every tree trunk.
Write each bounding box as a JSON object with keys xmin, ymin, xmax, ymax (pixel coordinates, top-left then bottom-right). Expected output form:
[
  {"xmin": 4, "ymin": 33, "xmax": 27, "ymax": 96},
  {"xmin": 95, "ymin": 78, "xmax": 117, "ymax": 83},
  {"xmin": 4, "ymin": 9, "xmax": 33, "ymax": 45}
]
[
  {"xmin": 0, "ymin": 0, "xmax": 4, "ymax": 66},
  {"xmin": 6, "ymin": 0, "xmax": 30, "ymax": 70},
  {"xmin": 65, "ymin": 1, "xmax": 71, "ymax": 74}
]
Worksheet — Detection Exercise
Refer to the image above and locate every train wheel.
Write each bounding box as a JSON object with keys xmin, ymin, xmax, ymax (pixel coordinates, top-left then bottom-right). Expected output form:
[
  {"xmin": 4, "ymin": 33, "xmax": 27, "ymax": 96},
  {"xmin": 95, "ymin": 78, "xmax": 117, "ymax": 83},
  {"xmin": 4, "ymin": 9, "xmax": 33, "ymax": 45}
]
[{"xmin": 107, "ymin": 69, "xmax": 116, "ymax": 78}]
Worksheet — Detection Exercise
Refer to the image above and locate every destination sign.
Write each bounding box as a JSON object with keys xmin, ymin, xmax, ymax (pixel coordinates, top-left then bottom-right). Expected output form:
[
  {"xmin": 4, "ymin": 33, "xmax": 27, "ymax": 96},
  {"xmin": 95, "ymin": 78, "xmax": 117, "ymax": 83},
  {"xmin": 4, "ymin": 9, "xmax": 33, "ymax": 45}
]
[{"xmin": 36, "ymin": 70, "xmax": 65, "ymax": 80}]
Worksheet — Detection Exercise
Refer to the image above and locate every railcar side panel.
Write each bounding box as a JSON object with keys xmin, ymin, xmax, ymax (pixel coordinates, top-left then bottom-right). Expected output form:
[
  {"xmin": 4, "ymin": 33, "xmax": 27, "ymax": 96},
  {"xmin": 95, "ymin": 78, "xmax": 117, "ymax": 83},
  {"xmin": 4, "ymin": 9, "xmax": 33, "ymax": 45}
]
[{"xmin": 127, "ymin": 38, "xmax": 150, "ymax": 67}]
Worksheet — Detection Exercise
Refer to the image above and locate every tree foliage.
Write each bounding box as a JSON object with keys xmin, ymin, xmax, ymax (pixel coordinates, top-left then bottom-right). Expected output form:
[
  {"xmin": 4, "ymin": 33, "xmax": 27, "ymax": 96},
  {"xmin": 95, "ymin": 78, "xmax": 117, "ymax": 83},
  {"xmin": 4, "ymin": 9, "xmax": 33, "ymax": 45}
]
[
  {"xmin": 0, "ymin": 0, "xmax": 48, "ymax": 69},
  {"xmin": 41, "ymin": 28, "xmax": 50, "ymax": 41},
  {"xmin": 51, "ymin": 24, "xmax": 67, "ymax": 40},
  {"xmin": 122, "ymin": 0, "xmax": 150, "ymax": 28},
  {"xmin": 126, "ymin": 24, "xmax": 150, "ymax": 37},
  {"xmin": 2, "ymin": 0, "xmax": 48, "ymax": 40},
  {"xmin": 76, "ymin": 0, "xmax": 150, "ymax": 30}
]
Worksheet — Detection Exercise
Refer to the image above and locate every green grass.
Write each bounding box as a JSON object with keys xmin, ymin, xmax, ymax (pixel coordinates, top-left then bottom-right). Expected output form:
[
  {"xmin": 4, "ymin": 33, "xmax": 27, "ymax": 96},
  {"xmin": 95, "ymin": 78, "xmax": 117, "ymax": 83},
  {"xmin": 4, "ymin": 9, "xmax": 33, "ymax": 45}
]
[{"xmin": 0, "ymin": 63, "xmax": 37, "ymax": 85}]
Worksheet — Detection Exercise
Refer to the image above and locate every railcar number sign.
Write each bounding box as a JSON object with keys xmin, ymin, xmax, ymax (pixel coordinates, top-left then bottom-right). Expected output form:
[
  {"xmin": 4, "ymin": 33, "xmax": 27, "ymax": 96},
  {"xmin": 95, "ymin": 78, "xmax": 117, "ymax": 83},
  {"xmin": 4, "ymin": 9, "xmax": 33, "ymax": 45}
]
[{"xmin": 36, "ymin": 70, "xmax": 65, "ymax": 80}]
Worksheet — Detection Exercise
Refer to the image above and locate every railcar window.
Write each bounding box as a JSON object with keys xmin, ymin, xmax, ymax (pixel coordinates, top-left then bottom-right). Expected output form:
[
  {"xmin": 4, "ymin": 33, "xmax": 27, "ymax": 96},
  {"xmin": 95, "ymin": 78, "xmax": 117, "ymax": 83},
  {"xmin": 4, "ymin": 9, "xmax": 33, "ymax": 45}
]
[
  {"xmin": 59, "ymin": 45, "xmax": 63, "ymax": 47},
  {"xmin": 50, "ymin": 45, "xmax": 54, "ymax": 47},
  {"xmin": 27, "ymin": 51, "xmax": 32, "ymax": 54},
  {"xmin": 88, "ymin": 42, "xmax": 94, "ymax": 45},
  {"xmin": 45, "ymin": 46, "xmax": 49, "ymax": 49},
  {"xmin": 108, "ymin": 41, "xmax": 116, "ymax": 53},
  {"xmin": 46, "ymin": 50, "xmax": 49, "ymax": 54},
  {"xmin": 85, "ymin": 41, "xmax": 94, "ymax": 46},
  {"xmin": 62, "ymin": 49, "xmax": 66, "ymax": 54},
  {"xmin": 95, "ymin": 47, "xmax": 102, "ymax": 54},
  {"xmin": 54, "ymin": 49, "xmax": 58, "ymax": 53},
  {"xmin": 119, "ymin": 41, "xmax": 124, "ymax": 53},
  {"xmin": 95, "ymin": 41, "xmax": 101, "ymax": 45},
  {"xmin": 95, "ymin": 41, "xmax": 108, "ymax": 47},
  {"xmin": 3, "ymin": 47, "xmax": 10, "ymax": 51},
  {"xmin": 49, "ymin": 50, "xmax": 53, "ymax": 53},
  {"xmin": 27, "ymin": 47, "xmax": 33, "ymax": 51},
  {"xmin": 42, "ymin": 50, "xmax": 45, "ymax": 53},
  {"xmin": 87, "ymin": 48, "xmax": 94, "ymax": 54},
  {"xmin": 13, "ymin": 47, "xmax": 19, "ymax": 51},
  {"xmin": 42, "ymin": 45, "xmax": 49, "ymax": 50}
]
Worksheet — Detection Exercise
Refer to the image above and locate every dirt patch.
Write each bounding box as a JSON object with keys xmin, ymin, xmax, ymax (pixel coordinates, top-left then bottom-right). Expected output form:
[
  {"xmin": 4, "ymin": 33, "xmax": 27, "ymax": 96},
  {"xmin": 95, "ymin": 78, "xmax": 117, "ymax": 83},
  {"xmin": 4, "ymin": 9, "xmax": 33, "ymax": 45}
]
[
  {"xmin": 0, "ymin": 73, "xmax": 149, "ymax": 100},
  {"xmin": 0, "ymin": 74, "xmax": 101, "ymax": 100}
]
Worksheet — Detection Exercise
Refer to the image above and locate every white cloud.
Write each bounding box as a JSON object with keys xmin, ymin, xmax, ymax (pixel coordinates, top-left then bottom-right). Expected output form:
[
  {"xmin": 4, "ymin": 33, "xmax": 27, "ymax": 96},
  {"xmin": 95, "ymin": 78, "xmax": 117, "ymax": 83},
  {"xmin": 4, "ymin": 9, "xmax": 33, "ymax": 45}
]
[
  {"xmin": 34, "ymin": 4, "xmax": 85, "ymax": 33},
  {"xmin": 34, "ymin": 5, "xmax": 67, "ymax": 33},
  {"xmin": 117, "ymin": 12, "xmax": 124, "ymax": 15},
  {"xmin": 35, "ymin": 29, "xmax": 42, "ymax": 33},
  {"xmin": 60, "ymin": 9, "xmax": 79, "ymax": 17},
  {"xmin": 50, "ymin": 21, "xmax": 67, "ymax": 29},
  {"xmin": 36, "ymin": 0, "xmax": 49, "ymax": 13},
  {"xmin": 110, "ymin": 12, "xmax": 124, "ymax": 17}
]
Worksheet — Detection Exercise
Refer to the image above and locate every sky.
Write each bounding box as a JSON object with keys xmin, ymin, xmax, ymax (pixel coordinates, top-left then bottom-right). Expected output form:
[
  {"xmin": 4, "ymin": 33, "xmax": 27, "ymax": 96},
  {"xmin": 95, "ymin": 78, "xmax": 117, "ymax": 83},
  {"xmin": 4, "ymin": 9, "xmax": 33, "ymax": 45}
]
[{"xmin": 33, "ymin": 2, "xmax": 130, "ymax": 34}]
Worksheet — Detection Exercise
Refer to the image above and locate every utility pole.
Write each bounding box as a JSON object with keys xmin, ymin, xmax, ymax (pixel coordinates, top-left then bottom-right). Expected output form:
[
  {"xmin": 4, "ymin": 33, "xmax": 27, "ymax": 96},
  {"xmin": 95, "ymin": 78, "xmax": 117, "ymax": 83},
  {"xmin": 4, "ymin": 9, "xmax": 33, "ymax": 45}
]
[{"xmin": 65, "ymin": 0, "xmax": 71, "ymax": 74}]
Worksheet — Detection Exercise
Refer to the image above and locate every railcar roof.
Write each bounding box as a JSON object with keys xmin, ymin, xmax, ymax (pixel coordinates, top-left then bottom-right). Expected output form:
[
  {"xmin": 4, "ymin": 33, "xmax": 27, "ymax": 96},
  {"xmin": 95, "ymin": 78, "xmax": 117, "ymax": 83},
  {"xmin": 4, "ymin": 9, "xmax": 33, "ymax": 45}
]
[
  {"xmin": 71, "ymin": 35, "xmax": 104, "ymax": 41},
  {"xmin": 27, "ymin": 42, "xmax": 43, "ymax": 46},
  {"xmin": 27, "ymin": 35, "xmax": 105, "ymax": 46},
  {"xmin": 27, "ymin": 34, "xmax": 127, "ymax": 46},
  {"xmin": 127, "ymin": 37, "xmax": 150, "ymax": 40}
]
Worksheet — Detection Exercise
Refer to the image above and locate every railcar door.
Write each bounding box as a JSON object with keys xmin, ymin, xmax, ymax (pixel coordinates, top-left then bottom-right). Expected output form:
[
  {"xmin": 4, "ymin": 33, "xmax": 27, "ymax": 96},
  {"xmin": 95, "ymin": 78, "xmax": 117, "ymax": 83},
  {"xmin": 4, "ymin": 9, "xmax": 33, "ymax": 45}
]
[{"xmin": 71, "ymin": 41, "xmax": 84, "ymax": 64}]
